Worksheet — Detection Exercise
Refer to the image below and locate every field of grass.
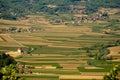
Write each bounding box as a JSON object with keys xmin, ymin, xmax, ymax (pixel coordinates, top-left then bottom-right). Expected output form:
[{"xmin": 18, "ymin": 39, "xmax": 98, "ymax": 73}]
[{"xmin": 20, "ymin": 75, "xmax": 59, "ymax": 80}]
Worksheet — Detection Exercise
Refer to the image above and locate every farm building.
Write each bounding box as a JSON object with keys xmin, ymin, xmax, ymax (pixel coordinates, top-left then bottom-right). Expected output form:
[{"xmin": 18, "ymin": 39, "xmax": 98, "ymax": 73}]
[{"xmin": 18, "ymin": 48, "xmax": 23, "ymax": 53}]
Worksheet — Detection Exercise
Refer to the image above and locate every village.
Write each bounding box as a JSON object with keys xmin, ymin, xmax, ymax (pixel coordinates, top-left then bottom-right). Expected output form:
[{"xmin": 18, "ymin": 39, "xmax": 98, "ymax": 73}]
[
  {"xmin": 50, "ymin": 11, "xmax": 109, "ymax": 25},
  {"xmin": 0, "ymin": 11, "xmax": 109, "ymax": 34},
  {"xmin": 0, "ymin": 27, "xmax": 43, "ymax": 34}
]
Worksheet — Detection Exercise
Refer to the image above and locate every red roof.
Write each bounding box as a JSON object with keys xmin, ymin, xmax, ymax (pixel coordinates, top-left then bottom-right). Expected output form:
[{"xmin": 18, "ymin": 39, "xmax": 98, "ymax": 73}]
[{"xmin": 18, "ymin": 48, "xmax": 22, "ymax": 50}]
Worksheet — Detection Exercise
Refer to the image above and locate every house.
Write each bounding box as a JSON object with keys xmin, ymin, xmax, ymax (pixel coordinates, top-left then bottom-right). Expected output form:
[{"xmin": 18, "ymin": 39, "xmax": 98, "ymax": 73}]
[{"xmin": 18, "ymin": 48, "xmax": 23, "ymax": 53}]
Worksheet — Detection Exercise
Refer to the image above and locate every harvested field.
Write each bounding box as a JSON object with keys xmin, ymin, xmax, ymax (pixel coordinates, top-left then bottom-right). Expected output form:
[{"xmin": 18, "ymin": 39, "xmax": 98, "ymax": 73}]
[
  {"xmin": 45, "ymin": 26, "xmax": 91, "ymax": 32},
  {"xmin": 108, "ymin": 46, "xmax": 120, "ymax": 55},
  {"xmin": 100, "ymin": 8, "xmax": 120, "ymax": 14},
  {"xmin": 0, "ymin": 36, "xmax": 4, "ymax": 41},
  {"xmin": 60, "ymin": 64, "xmax": 80, "ymax": 69},
  {"xmin": 30, "ymin": 54, "xmax": 65, "ymax": 57},
  {"xmin": 0, "ymin": 35, "xmax": 6, "ymax": 42},
  {"xmin": 85, "ymin": 66, "xmax": 103, "ymax": 69},
  {"xmin": 35, "ymin": 65, "xmax": 56, "ymax": 69},
  {"xmin": 109, "ymin": 59, "xmax": 120, "ymax": 62},
  {"xmin": 81, "ymin": 72, "xmax": 106, "ymax": 76},
  {"xmin": 59, "ymin": 75, "xmax": 103, "ymax": 80},
  {"xmin": 106, "ymin": 46, "xmax": 120, "ymax": 62},
  {"xmin": 0, "ymin": 34, "xmax": 24, "ymax": 47},
  {"xmin": 6, "ymin": 51, "xmax": 21, "ymax": 57}
]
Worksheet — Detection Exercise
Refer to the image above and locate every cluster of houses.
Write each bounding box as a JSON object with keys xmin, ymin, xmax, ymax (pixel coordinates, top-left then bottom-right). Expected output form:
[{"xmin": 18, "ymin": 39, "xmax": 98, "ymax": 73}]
[
  {"xmin": 72, "ymin": 12, "xmax": 108, "ymax": 23},
  {"xmin": 50, "ymin": 11, "xmax": 109, "ymax": 25},
  {"xmin": 17, "ymin": 63, "xmax": 33, "ymax": 74},
  {"xmin": 0, "ymin": 27, "xmax": 42, "ymax": 34}
]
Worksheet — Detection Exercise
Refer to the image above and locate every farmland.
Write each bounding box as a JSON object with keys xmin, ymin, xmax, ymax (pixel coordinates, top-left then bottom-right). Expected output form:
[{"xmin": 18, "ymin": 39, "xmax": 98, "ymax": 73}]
[{"xmin": 0, "ymin": 9, "xmax": 120, "ymax": 80}]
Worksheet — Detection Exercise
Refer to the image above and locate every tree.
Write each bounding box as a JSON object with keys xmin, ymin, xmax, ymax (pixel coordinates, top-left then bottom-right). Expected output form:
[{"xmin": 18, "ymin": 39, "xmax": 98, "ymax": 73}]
[
  {"xmin": 0, "ymin": 64, "xmax": 23, "ymax": 80},
  {"xmin": 104, "ymin": 64, "xmax": 120, "ymax": 80},
  {"xmin": 0, "ymin": 72, "xmax": 3, "ymax": 80},
  {"xmin": 0, "ymin": 52, "xmax": 17, "ymax": 67},
  {"xmin": 0, "ymin": 52, "xmax": 23, "ymax": 80}
]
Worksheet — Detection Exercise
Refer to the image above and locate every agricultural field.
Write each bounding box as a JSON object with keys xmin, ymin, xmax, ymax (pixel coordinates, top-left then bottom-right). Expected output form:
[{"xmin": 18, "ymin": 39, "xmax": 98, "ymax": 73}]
[
  {"xmin": 0, "ymin": 10, "xmax": 120, "ymax": 80},
  {"xmin": 0, "ymin": 34, "xmax": 24, "ymax": 52}
]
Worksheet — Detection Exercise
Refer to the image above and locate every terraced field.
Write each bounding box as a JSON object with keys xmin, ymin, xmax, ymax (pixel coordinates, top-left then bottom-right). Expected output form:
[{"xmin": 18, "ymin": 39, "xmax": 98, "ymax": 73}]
[
  {"xmin": 0, "ymin": 34, "xmax": 24, "ymax": 48},
  {"xmin": 10, "ymin": 26, "xmax": 116, "ymax": 48},
  {"xmin": 0, "ymin": 14, "xmax": 120, "ymax": 80},
  {"xmin": 7, "ymin": 27, "xmax": 119, "ymax": 80}
]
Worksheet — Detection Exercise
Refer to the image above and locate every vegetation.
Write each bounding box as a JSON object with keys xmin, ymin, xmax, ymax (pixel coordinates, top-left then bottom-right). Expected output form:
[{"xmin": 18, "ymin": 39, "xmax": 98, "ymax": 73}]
[
  {"xmin": 85, "ymin": 0, "xmax": 120, "ymax": 14},
  {"xmin": 104, "ymin": 64, "xmax": 120, "ymax": 80},
  {"xmin": 0, "ymin": 52, "xmax": 17, "ymax": 67},
  {"xmin": 0, "ymin": 0, "xmax": 120, "ymax": 20},
  {"xmin": 85, "ymin": 40, "xmax": 120, "ymax": 67},
  {"xmin": 0, "ymin": 0, "xmax": 120, "ymax": 79},
  {"xmin": 0, "ymin": 64, "xmax": 23, "ymax": 80},
  {"xmin": 0, "ymin": 52, "xmax": 23, "ymax": 80},
  {"xmin": 21, "ymin": 75, "xmax": 58, "ymax": 80},
  {"xmin": 78, "ymin": 66, "xmax": 110, "ymax": 72}
]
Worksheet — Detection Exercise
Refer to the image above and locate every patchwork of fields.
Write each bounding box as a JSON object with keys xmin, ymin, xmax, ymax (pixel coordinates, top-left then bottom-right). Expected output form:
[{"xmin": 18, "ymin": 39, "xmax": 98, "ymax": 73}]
[
  {"xmin": 0, "ymin": 15, "xmax": 120, "ymax": 80},
  {"xmin": 0, "ymin": 27, "xmax": 119, "ymax": 80}
]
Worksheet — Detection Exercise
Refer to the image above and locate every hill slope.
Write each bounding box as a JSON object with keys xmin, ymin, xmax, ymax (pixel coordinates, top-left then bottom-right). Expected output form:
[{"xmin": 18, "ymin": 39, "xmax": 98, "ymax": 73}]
[{"xmin": 0, "ymin": 0, "xmax": 120, "ymax": 20}]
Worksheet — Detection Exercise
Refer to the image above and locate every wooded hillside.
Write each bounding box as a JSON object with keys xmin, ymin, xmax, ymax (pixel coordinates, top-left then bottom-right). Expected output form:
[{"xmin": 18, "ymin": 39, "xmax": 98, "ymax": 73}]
[{"xmin": 0, "ymin": 0, "xmax": 120, "ymax": 20}]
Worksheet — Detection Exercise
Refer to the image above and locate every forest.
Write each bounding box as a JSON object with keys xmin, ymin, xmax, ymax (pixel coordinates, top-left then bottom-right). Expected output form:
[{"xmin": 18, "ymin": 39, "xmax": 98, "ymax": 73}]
[{"xmin": 0, "ymin": 0, "xmax": 120, "ymax": 20}]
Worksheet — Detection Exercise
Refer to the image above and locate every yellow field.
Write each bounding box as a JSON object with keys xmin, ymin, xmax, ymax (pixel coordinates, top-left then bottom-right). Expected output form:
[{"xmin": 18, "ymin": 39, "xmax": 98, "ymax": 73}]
[
  {"xmin": 99, "ymin": 8, "xmax": 120, "ymax": 14},
  {"xmin": 0, "ymin": 36, "xmax": 4, "ymax": 41},
  {"xmin": 6, "ymin": 51, "xmax": 21, "ymax": 57},
  {"xmin": 108, "ymin": 46, "xmax": 120, "ymax": 54},
  {"xmin": 0, "ymin": 34, "xmax": 24, "ymax": 47},
  {"xmin": 107, "ymin": 46, "xmax": 120, "ymax": 62},
  {"xmin": 59, "ymin": 75, "xmax": 103, "ymax": 80}
]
